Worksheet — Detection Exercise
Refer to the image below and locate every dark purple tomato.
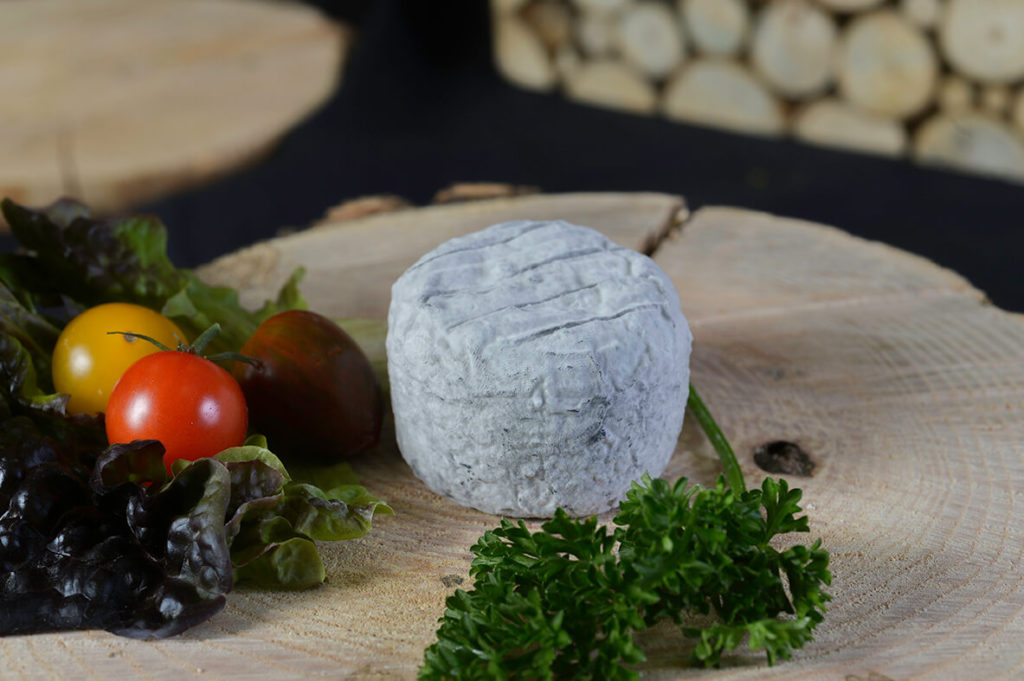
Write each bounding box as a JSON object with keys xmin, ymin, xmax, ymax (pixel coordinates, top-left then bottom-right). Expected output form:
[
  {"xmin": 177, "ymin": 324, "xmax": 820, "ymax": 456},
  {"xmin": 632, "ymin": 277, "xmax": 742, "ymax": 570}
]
[{"xmin": 233, "ymin": 310, "xmax": 383, "ymax": 461}]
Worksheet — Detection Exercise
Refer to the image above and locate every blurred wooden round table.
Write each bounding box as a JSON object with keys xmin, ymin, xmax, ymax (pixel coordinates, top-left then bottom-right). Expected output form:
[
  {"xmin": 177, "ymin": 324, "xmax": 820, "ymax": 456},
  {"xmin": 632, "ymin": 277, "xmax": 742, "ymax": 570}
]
[{"xmin": 0, "ymin": 0, "xmax": 346, "ymax": 224}]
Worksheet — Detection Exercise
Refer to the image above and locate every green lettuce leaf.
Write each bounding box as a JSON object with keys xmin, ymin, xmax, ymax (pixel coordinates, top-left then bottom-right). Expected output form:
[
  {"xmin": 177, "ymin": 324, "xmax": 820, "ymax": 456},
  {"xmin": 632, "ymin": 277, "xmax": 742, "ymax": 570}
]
[
  {"xmin": 214, "ymin": 435, "xmax": 292, "ymax": 481},
  {"xmin": 232, "ymin": 517, "xmax": 326, "ymax": 590},
  {"xmin": 212, "ymin": 440, "xmax": 392, "ymax": 589}
]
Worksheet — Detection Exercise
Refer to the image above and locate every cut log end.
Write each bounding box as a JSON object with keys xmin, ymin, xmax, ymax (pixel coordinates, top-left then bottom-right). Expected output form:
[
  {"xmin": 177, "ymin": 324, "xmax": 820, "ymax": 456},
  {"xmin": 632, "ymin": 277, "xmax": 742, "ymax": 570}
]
[
  {"xmin": 914, "ymin": 113, "xmax": 1024, "ymax": 181},
  {"xmin": 899, "ymin": 0, "xmax": 943, "ymax": 30},
  {"xmin": 938, "ymin": 75, "xmax": 975, "ymax": 114},
  {"xmin": 564, "ymin": 59, "xmax": 660, "ymax": 114},
  {"xmin": 521, "ymin": 0, "xmax": 573, "ymax": 52},
  {"xmin": 316, "ymin": 195, "xmax": 412, "ymax": 226},
  {"xmin": 615, "ymin": 1, "xmax": 687, "ymax": 80},
  {"xmin": 837, "ymin": 10, "xmax": 938, "ymax": 119},
  {"xmin": 794, "ymin": 98, "xmax": 907, "ymax": 157},
  {"xmin": 662, "ymin": 59, "xmax": 785, "ymax": 136},
  {"xmin": 494, "ymin": 15, "xmax": 558, "ymax": 92},
  {"xmin": 679, "ymin": 0, "xmax": 750, "ymax": 57},
  {"xmin": 751, "ymin": 0, "xmax": 838, "ymax": 100},
  {"xmin": 1013, "ymin": 88, "xmax": 1024, "ymax": 134},
  {"xmin": 433, "ymin": 182, "xmax": 541, "ymax": 204},
  {"xmin": 940, "ymin": 0, "xmax": 1024, "ymax": 84}
]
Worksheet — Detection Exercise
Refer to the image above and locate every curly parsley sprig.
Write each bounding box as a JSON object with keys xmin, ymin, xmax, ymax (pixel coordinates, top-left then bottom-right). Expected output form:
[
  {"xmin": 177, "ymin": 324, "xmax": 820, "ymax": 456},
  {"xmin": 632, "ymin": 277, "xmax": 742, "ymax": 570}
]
[{"xmin": 420, "ymin": 384, "xmax": 831, "ymax": 678}]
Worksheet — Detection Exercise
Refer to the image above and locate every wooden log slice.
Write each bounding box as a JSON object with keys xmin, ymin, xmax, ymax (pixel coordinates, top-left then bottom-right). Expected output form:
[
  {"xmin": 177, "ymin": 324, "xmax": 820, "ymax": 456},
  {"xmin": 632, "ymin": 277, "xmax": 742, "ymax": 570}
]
[
  {"xmin": 6, "ymin": 192, "xmax": 1022, "ymax": 678},
  {"xmin": 1014, "ymin": 88, "xmax": 1024, "ymax": 134},
  {"xmin": 793, "ymin": 98, "xmax": 908, "ymax": 157},
  {"xmin": 575, "ymin": 10, "xmax": 618, "ymax": 56},
  {"xmin": 939, "ymin": 0, "xmax": 1024, "ymax": 85},
  {"xmin": 913, "ymin": 113, "xmax": 1024, "ymax": 182},
  {"xmin": 836, "ymin": 10, "xmax": 939, "ymax": 119},
  {"xmin": 563, "ymin": 59, "xmax": 660, "ymax": 114},
  {"xmin": 751, "ymin": 0, "xmax": 839, "ymax": 100},
  {"xmin": 981, "ymin": 86, "xmax": 1013, "ymax": 117},
  {"xmin": 493, "ymin": 14, "xmax": 558, "ymax": 92},
  {"xmin": 615, "ymin": 1, "xmax": 687, "ymax": 80},
  {"xmin": 662, "ymin": 59, "xmax": 786, "ymax": 136},
  {"xmin": 679, "ymin": 0, "xmax": 750, "ymax": 57},
  {"xmin": 937, "ymin": 74, "xmax": 976, "ymax": 114},
  {"xmin": 571, "ymin": 0, "xmax": 631, "ymax": 14},
  {"xmin": 0, "ymin": 0, "xmax": 346, "ymax": 224},
  {"xmin": 553, "ymin": 44, "xmax": 583, "ymax": 80},
  {"xmin": 899, "ymin": 0, "xmax": 944, "ymax": 29},
  {"xmin": 521, "ymin": 0, "xmax": 575, "ymax": 52}
]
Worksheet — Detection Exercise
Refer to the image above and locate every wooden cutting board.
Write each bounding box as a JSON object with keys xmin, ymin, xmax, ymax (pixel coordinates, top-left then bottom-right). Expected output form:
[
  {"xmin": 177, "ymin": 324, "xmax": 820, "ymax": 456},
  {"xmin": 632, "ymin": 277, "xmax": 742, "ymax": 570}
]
[
  {"xmin": 0, "ymin": 0, "xmax": 346, "ymax": 225},
  {"xmin": 3, "ymin": 193, "xmax": 1022, "ymax": 680}
]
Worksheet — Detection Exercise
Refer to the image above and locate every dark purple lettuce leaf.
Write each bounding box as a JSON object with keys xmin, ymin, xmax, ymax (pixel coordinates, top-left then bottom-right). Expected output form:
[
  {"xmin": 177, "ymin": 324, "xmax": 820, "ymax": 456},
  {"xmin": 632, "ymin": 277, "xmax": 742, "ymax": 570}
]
[
  {"xmin": 1, "ymin": 437, "xmax": 234, "ymax": 639},
  {"xmin": 0, "ymin": 197, "xmax": 184, "ymax": 311},
  {"xmin": 0, "ymin": 281, "xmax": 63, "ymax": 385},
  {"xmin": 123, "ymin": 458, "xmax": 233, "ymax": 600},
  {"xmin": 223, "ymin": 459, "xmax": 287, "ymax": 521},
  {"xmin": 92, "ymin": 440, "xmax": 169, "ymax": 489},
  {"xmin": 0, "ymin": 323, "xmax": 68, "ymax": 415},
  {"xmin": 0, "ymin": 332, "xmax": 106, "ymax": 466}
]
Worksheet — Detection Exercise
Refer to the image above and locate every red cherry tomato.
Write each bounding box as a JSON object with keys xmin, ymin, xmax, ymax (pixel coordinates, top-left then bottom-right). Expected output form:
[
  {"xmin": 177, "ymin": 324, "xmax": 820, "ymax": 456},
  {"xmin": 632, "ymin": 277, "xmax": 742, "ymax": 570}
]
[{"xmin": 105, "ymin": 351, "xmax": 248, "ymax": 469}]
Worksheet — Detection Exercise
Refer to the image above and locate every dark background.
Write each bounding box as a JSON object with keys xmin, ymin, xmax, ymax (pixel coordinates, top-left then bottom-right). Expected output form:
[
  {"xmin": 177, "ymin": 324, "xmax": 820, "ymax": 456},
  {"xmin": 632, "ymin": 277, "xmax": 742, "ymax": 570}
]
[{"xmin": 14, "ymin": 0, "xmax": 1024, "ymax": 311}]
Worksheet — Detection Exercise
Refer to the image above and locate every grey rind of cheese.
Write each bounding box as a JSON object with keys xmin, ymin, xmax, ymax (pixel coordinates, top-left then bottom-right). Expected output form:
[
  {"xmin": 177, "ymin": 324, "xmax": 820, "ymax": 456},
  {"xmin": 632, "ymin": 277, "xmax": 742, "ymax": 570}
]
[{"xmin": 386, "ymin": 220, "xmax": 692, "ymax": 517}]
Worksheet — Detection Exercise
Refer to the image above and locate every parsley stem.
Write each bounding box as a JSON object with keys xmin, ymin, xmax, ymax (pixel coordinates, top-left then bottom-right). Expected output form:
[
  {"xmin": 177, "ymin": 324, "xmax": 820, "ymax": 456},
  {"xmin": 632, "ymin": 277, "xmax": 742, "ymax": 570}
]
[{"xmin": 687, "ymin": 383, "xmax": 746, "ymax": 494}]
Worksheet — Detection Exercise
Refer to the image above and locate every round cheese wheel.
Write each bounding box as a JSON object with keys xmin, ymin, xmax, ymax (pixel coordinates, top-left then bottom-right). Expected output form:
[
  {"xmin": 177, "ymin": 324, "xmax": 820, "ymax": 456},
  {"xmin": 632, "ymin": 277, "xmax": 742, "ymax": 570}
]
[{"xmin": 386, "ymin": 220, "xmax": 692, "ymax": 517}]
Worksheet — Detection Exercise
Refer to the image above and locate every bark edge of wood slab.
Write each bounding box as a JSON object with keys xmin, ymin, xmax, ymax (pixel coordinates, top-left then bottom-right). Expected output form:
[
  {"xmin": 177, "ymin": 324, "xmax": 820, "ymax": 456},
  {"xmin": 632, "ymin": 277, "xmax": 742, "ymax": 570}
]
[{"xmin": 196, "ymin": 191, "xmax": 689, "ymax": 320}]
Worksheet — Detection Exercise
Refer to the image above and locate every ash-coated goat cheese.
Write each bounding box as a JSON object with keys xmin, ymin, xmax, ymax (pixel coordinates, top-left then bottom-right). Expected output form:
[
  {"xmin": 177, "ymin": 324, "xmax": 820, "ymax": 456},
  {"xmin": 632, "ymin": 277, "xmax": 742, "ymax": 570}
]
[{"xmin": 386, "ymin": 219, "xmax": 692, "ymax": 517}]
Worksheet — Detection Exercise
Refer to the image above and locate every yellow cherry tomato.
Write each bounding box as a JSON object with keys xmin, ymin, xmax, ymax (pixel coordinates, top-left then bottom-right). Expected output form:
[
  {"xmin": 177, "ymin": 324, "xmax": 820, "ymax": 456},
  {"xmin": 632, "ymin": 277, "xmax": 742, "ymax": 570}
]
[{"xmin": 52, "ymin": 302, "xmax": 186, "ymax": 415}]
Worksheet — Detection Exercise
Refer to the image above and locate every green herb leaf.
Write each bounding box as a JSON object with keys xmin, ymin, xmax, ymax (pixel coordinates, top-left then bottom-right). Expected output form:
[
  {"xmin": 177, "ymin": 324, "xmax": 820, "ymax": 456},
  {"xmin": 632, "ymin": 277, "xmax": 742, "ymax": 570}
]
[{"xmin": 420, "ymin": 476, "xmax": 830, "ymax": 678}]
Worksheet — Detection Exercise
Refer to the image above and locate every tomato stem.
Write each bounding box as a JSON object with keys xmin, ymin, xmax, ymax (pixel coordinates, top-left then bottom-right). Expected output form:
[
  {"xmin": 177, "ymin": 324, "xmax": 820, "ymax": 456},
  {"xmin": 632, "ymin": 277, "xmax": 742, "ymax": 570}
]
[
  {"xmin": 108, "ymin": 323, "xmax": 257, "ymax": 368},
  {"xmin": 207, "ymin": 352, "xmax": 259, "ymax": 367},
  {"xmin": 107, "ymin": 331, "xmax": 174, "ymax": 352},
  {"xmin": 191, "ymin": 324, "xmax": 222, "ymax": 355}
]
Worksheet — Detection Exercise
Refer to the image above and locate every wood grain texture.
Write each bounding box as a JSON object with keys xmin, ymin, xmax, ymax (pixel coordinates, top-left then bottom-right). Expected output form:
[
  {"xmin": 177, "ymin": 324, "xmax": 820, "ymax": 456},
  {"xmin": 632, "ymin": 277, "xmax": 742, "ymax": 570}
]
[
  {"xmin": 0, "ymin": 0, "xmax": 346, "ymax": 223},
  {"xmin": 654, "ymin": 208, "xmax": 1022, "ymax": 679},
  {"xmin": 4, "ymin": 193, "xmax": 1023, "ymax": 679}
]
